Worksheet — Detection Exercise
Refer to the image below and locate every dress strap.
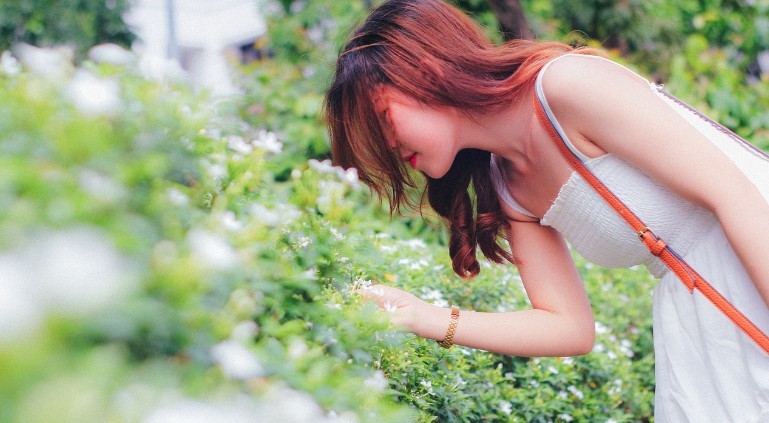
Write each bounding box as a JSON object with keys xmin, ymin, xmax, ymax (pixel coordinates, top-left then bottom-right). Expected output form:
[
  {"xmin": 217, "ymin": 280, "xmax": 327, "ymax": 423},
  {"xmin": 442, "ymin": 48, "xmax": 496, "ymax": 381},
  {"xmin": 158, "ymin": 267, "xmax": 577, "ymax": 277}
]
[
  {"xmin": 534, "ymin": 53, "xmax": 658, "ymax": 162},
  {"xmin": 489, "ymin": 154, "xmax": 536, "ymax": 218},
  {"xmin": 534, "ymin": 54, "xmax": 592, "ymax": 162}
]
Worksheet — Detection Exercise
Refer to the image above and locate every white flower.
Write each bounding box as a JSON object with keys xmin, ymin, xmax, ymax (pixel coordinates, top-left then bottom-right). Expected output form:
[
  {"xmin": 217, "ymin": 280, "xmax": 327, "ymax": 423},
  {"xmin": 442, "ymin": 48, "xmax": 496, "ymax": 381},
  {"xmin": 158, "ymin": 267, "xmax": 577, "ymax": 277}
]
[
  {"xmin": 1, "ymin": 51, "xmax": 21, "ymax": 76},
  {"xmin": 335, "ymin": 166, "xmax": 358, "ymax": 187},
  {"xmin": 595, "ymin": 321, "xmax": 609, "ymax": 335},
  {"xmin": 288, "ymin": 338, "xmax": 309, "ymax": 359},
  {"xmin": 138, "ymin": 53, "xmax": 186, "ymax": 82},
  {"xmin": 567, "ymin": 385, "xmax": 584, "ymax": 400},
  {"xmin": 547, "ymin": 366, "xmax": 559, "ymax": 375},
  {"xmin": 383, "ymin": 302, "xmax": 397, "ymax": 314},
  {"xmin": 558, "ymin": 413, "xmax": 574, "ymax": 422},
  {"xmin": 28, "ymin": 227, "xmax": 137, "ymax": 315},
  {"xmin": 166, "ymin": 187, "xmax": 189, "ymax": 205},
  {"xmin": 211, "ymin": 340, "xmax": 264, "ymax": 380},
  {"xmin": 227, "ymin": 135, "xmax": 253, "ymax": 155},
  {"xmin": 187, "ymin": 229, "xmax": 238, "ymax": 269},
  {"xmin": 88, "ymin": 43, "xmax": 135, "ymax": 66},
  {"xmin": 15, "ymin": 43, "xmax": 73, "ymax": 79},
  {"xmin": 254, "ymin": 129, "xmax": 282, "ymax": 154},
  {"xmin": 500, "ymin": 401, "xmax": 513, "ymax": 415},
  {"xmin": 219, "ymin": 211, "xmax": 243, "ymax": 232},
  {"xmin": 143, "ymin": 396, "xmax": 261, "ymax": 423},
  {"xmin": 419, "ymin": 379, "xmax": 434, "ymax": 395},
  {"xmin": 230, "ymin": 321, "xmax": 259, "ymax": 343},
  {"xmin": 308, "ymin": 158, "xmax": 336, "ymax": 174},
  {"xmin": 364, "ymin": 370, "xmax": 388, "ymax": 391},
  {"xmin": 79, "ymin": 170, "xmax": 128, "ymax": 203},
  {"xmin": 0, "ymin": 255, "xmax": 43, "ymax": 344},
  {"xmin": 66, "ymin": 70, "xmax": 122, "ymax": 116},
  {"xmin": 249, "ymin": 203, "xmax": 280, "ymax": 227}
]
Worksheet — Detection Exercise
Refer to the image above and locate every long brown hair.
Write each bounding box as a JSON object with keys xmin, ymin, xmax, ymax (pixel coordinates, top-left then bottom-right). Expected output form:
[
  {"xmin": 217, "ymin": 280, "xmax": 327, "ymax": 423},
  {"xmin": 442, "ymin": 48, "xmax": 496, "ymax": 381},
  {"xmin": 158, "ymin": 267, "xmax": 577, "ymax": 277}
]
[{"xmin": 325, "ymin": 0, "xmax": 598, "ymax": 278}]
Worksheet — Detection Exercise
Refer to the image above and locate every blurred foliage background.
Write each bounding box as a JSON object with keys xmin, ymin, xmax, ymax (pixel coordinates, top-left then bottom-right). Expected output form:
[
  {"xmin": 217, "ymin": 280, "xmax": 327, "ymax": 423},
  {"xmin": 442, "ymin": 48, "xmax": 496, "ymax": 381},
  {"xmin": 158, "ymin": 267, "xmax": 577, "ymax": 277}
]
[{"xmin": 0, "ymin": 0, "xmax": 767, "ymax": 422}]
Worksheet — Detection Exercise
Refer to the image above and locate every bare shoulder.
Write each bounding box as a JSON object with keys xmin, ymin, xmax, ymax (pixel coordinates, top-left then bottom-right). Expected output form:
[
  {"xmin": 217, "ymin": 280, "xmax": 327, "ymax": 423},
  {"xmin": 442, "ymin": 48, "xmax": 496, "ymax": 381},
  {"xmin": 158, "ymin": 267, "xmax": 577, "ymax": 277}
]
[{"xmin": 539, "ymin": 54, "xmax": 653, "ymax": 109}]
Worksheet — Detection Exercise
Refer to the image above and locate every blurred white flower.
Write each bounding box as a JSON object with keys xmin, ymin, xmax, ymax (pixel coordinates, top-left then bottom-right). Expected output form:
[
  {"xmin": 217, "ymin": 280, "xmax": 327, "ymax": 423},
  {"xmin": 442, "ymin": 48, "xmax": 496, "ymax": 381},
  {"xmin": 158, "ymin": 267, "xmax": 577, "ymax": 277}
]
[
  {"xmin": 14, "ymin": 43, "xmax": 73, "ymax": 79},
  {"xmin": 138, "ymin": 53, "xmax": 186, "ymax": 82},
  {"xmin": 211, "ymin": 340, "xmax": 264, "ymax": 380},
  {"xmin": 383, "ymin": 302, "xmax": 397, "ymax": 314},
  {"xmin": 166, "ymin": 187, "xmax": 189, "ymax": 206},
  {"xmin": 28, "ymin": 227, "xmax": 137, "ymax": 315},
  {"xmin": 500, "ymin": 401, "xmax": 512, "ymax": 415},
  {"xmin": 288, "ymin": 338, "xmax": 309, "ymax": 359},
  {"xmin": 78, "ymin": 170, "xmax": 128, "ymax": 203},
  {"xmin": 230, "ymin": 321, "xmax": 259, "ymax": 343},
  {"xmin": 219, "ymin": 211, "xmax": 243, "ymax": 232},
  {"xmin": 249, "ymin": 203, "xmax": 280, "ymax": 227},
  {"xmin": 335, "ymin": 167, "xmax": 358, "ymax": 187},
  {"xmin": 144, "ymin": 396, "xmax": 262, "ymax": 423},
  {"xmin": 252, "ymin": 385, "xmax": 326, "ymax": 423},
  {"xmin": 1, "ymin": 51, "xmax": 21, "ymax": 76},
  {"xmin": 363, "ymin": 370, "xmax": 388, "ymax": 391},
  {"xmin": 0, "ymin": 256, "xmax": 43, "ymax": 344},
  {"xmin": 291, "ymin": 169, "xmax": 302, "ymax": 179},
  {"xmin": 308, "ymin": 158, "xmax": 336, "ymax": 174},
  {"xmin": 567, "ymin": 385, "xmax": 584, "ymax": 400},
  {"xmin": 227, "ymin": 135, "xmax": 253, "ymax": 155},
  {"xmin": 88, "ymin": 43, "xmax": 135, "ymax": 66},
  {"xmin": 66, "ymin": 70, "xmax": 122, "ymax": 116},
  {"xmin": 558, "ymin": 413, "xmax": 574, "ymax": 422},
  {"xmin": 595, "ymin": 321, "xmax": 609, "ymax": 335},
  {"xmin": 254, "ymin": 129, "xmax": 282, "ymax": 154},
  {"xmin": 187, "ymin": 229, "xmax": 238, "ymax": 269},
  {"xmin": 317, "ymin": 180, "xmax": 345, "ymax": 214}
]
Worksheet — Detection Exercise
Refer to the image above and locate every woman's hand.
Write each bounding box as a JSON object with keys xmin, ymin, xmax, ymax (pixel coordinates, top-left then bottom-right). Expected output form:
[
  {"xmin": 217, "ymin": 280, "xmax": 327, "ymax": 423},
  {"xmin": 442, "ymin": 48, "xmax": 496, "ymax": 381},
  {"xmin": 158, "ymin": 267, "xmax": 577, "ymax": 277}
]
[{"xmin": 357, "ymin": 284, "xmax": 427, "ymax": 334}]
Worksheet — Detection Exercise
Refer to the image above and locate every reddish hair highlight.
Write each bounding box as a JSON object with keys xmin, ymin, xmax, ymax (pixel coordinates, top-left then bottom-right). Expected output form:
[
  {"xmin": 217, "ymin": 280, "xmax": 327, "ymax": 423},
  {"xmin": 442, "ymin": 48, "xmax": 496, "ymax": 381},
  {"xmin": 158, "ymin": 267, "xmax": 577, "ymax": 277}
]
[{"xmin": 325, "ymin": 0, "xmax": 601, "ymax": 278}]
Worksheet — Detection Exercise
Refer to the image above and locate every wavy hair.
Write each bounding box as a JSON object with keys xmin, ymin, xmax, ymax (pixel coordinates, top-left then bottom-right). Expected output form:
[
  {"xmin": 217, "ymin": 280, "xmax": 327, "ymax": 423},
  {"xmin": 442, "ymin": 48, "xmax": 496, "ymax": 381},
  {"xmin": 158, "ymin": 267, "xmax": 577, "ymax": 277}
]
[{"xmin": 325, "ymin": 0, "xmax": 599, "ymax": 278}]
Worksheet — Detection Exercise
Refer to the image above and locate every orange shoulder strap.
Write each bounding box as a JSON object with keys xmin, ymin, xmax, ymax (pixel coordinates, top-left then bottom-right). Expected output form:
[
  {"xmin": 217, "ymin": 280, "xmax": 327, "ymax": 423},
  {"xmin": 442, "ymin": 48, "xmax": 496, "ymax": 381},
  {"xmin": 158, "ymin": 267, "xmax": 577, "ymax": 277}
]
[{"xmin": 532, "ymin": 91, "xmax": 769, "ymax": 355}]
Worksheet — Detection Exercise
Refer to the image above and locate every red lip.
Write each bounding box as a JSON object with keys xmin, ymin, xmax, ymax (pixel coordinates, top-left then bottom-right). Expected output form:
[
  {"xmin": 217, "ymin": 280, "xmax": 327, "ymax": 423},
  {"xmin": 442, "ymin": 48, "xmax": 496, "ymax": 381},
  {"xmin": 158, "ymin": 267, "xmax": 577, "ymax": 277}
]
[{"xmin": 409, "ymin": 153, "xmax": 417, "ymax": 169}]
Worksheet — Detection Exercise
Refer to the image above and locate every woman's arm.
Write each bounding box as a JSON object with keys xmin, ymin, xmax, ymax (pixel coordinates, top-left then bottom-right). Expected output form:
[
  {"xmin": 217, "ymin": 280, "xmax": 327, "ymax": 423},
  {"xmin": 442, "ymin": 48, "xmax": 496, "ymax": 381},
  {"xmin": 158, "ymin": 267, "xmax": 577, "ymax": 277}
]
[
  {"xmin": 541, "ymin": 55, "xmax": 769, "ymax": 308},
  {"xmin": 363, "ymin": 220, "xmax": 595, "ymax": 357}
]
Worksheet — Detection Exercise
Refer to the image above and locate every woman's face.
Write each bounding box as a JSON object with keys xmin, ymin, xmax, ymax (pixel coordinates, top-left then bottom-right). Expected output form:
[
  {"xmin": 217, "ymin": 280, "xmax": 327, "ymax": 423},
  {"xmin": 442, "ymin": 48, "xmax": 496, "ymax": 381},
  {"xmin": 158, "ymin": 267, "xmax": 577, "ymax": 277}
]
[{"xmin": 374, "ymin": 86, "xmax": 460, "ymax": 179}]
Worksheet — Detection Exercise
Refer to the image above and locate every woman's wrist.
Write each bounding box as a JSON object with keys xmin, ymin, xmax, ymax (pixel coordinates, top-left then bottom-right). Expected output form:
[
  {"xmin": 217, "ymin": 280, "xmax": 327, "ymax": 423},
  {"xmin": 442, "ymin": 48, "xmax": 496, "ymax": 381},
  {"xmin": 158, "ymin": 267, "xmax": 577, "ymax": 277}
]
[{"xmin": 412, "ymin": 302, "xmax": 455, "ymax": 341}]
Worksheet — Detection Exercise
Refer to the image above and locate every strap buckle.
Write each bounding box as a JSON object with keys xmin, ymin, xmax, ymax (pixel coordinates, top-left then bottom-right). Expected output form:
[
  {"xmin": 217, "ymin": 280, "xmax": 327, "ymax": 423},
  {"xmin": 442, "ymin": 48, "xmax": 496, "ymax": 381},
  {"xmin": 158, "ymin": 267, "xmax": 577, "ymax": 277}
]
[{"xmin": 637, "ymin": 226, "xmax": 657, "ymax": 241}]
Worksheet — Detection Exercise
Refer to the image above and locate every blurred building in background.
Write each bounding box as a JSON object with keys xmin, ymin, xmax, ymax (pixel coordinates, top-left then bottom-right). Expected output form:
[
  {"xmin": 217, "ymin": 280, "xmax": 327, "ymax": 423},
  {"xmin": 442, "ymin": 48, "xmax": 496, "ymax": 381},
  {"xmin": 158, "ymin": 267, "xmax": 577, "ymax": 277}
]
[{"xmin": 126, "ymin": 0, "xmax": 266, "ymax": 95}]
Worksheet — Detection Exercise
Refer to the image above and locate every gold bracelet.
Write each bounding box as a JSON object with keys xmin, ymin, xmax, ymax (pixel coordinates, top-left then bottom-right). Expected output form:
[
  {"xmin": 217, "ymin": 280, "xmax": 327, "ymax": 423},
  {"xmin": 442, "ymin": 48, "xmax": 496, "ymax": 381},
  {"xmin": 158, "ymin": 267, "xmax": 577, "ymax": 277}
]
[{"xmin": 437, "ymin": 305, "xmax": 460, "ymax": 349}]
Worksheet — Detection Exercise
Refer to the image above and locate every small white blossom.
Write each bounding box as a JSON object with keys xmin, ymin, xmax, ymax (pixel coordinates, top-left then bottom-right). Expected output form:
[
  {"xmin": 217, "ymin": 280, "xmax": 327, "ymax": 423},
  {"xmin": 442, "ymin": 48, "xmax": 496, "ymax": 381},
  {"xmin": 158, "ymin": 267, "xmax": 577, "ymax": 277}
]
[
  {"xmin": 419, "ymin": 379, "xmax": 434, "ymax": 395},
  {"xmin": 230, "ymin": 321, "xmax": 259, "ymax": 343},
  {"xmin": 138, "ymin": 53, "xmax": 186, "ymax": 82},
  {"xmin": 227, "ymin": 135, "xmax": 253, "ymax": 155},
  {"xmin": 254, "ymin": 129, "xmax": 282, "ymax": 154},
  {"xmin": 28, "ymin": 228, "xmax": 137, "ymax": 315},
  {"xmin": 500, "ymin": 401, "xmax": 513, "ymax": 415},
  {"xmin": 188, "ymin": 229, "xmax": 238, "ymax": 269},
  {"xmin": 288, "ymin": 338, "xmax": 309, "ymax": 359},
  {"xmin": 567, "ymin": 385, "xmax": 584, "ymax": 400},
  {"xmin": 88, "ymin": 43, "xmax": 135, "ymax": 66},
  {"xmin": 364, "ymin": 370, "xmax": 388, "ymax": 391},
  {"xmin": 66, "ymin": 70, "xmax": 122, "ymax": 116},
  {"xmin": 143, "ymin": 396, "xmax": 261, "ymax": 423},
  {"xmin": 166, "ymin": 188, "xmax": 189, "ymax": 205},
  {"xmin": 308, "ymin": 158, "xmax": 336, "ymax": 174},
  {"xmin": 1, "ymin": 51, "xmax": 21, "ymax": 76},
  {"xmin": 211, "ymin": 340, "xmax": 264, "ymax": 380},
  {"xmin": 219, "ymin": 211, "xmax": 243, "ymax": 232},
  {"xmin": 79, "ymin": 170, "xmax": 128, "ymax": 203},
  {"xmin": 558, "ymin": 413, "xmax": 574, "ymax": 422},
  {"xmin": 15, "ymin": 43, "xmax": 72, "ymax": 79},
  {"xmin": 595, "ymin": 321, "xmax": 609, "ymax": 335},
  {"xmin": 547, "ymin": 366, "xmax": 559, "ymax": 375},
  {"xmin": 0, "ymin": 256, "xmax": 43, "ymax": 343}
]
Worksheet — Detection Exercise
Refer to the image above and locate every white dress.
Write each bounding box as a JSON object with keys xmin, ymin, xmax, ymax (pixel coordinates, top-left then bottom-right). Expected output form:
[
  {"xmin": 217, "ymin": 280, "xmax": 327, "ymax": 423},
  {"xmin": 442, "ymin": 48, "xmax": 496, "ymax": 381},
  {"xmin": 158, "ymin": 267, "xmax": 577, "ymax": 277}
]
[{"xmin": 490, "ymin": 54, "xmax": 769, "ymax": 421}]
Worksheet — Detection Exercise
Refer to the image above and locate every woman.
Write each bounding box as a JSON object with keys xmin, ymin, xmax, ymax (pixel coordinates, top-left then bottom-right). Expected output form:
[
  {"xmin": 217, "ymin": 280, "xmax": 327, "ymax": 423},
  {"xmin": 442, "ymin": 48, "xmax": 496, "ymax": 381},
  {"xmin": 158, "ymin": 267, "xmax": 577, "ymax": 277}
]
[{"xmin": 324, "ymin": 0, "xmax": 769, "ymax": 420}]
